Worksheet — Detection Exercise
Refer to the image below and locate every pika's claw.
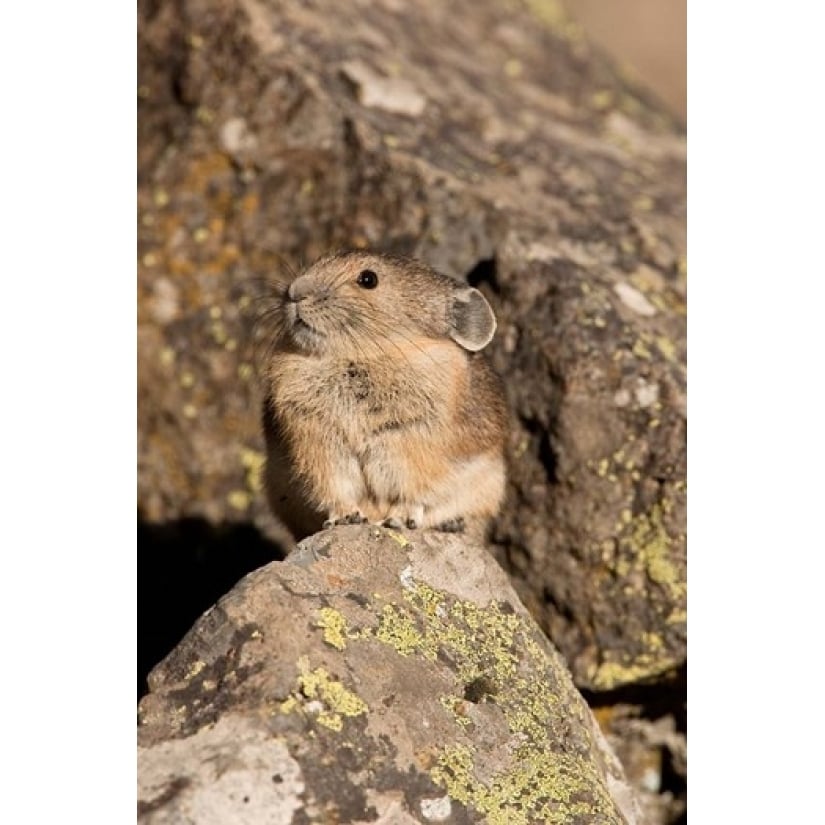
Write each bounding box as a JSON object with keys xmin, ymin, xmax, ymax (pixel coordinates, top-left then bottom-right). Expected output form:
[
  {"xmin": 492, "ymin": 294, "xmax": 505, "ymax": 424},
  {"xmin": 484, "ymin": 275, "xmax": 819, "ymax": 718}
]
[
  {"xmin": 436, "ymin": 516, "xmax": 466, "ymax": 533},
  {"xmin": 324, "ymin": 511, "xmax": 367, "ymax": 528},
  {"xmin": 382, "ymin": 516, "xmax": 405, "ymax": 529}
]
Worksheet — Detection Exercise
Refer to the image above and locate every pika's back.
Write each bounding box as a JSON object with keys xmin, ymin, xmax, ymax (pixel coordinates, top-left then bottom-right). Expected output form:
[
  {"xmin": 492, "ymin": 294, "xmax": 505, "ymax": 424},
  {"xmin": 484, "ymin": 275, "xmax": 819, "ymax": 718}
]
[{"xmin": 260, "ymin": 251, "xmax": 508, "ymax": 540}]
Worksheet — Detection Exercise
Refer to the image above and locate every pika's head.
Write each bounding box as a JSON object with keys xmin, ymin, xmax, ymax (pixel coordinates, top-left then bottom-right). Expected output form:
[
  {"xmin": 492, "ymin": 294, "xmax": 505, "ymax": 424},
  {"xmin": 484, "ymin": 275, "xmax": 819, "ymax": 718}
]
[{"xmin": 275, "ymin": 251, "xmax": 497, "ymax": 357}]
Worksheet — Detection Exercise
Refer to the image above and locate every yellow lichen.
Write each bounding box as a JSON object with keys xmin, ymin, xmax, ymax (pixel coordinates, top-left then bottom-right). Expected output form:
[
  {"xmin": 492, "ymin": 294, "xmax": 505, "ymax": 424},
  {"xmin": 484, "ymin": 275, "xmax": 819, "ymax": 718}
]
[
  {"xmin": 376, "ymin": 580, "xmax": 617, "ymax": 819},
  {"xmin": 300, "ymin": 569, "xmax": 625, "ymax": 821},
  {"xmin": 523, "ymin": 0, "xmax": 573, "ymax": 32},
  {"xmin": 439, "ymin": 696, "xmax": 473, "ymax": 728},
  {"xmin": 656, "ymin": 335, "xmax": 676, "ymax": 361},
  {"xmin": 279, "ymin": 696, "xmax": 299, "ymax": 714},
  {"xmin": 431, "ymin": 745, "xmax": 618, "ymax": 825},
  {"xmin": 590, "ymin": 648, "xmax": 682, "ymax": 692},
  {"xmin": 279, "ymin": 656, "xmax": 368, "ymax": 732},
  {"xmin": 591, "ymin": 499, "xmax": 686, "ymax": 689},
  {"xmin": 632, "ymin": 338, "xmax": 652, "ymax": 360},
  {"xmin": 622, "ymin": 502, "xmax": 684, "ymax": 596},
  {"xmin": 185, "ymin": 660, "xmax": 206, "ymax": 680},
  {"xmin": 591, "ymin": 89, "xmax": 614, "ymax": 110},
  {"xmin": 384, "ymin": 529, "xmax": 409, "ymax": 547},
  {"xmin": 375, "ymin": 603, "xmax": 438, "ymax": 659},
  {"xmin": 210, "ymin": 321, "xmax": 228, "ymax": 345},
  {"xmin": 239, "ymin": 447, "xmax": 265, "ymax": 493},
  {"xmin": 640, "ymin": 631, "xmax": 664, "ymax": 652},
  {"xmin": 227, "ymin": 490, "xmax": 251, "ymax": 511},
  {"xmin": 316, "ymin": 607, "xmax": 349, "ymax": 651},
  {"xmin": 503, "ymin": 58, "xmax": 523, "ymax": 78}
]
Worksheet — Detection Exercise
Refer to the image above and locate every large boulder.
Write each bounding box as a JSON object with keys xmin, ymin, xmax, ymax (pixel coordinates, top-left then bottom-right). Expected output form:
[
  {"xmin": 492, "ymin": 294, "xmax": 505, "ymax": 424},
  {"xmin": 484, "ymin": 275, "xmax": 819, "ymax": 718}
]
[
  {"xmin": 137, "ymin": 0, "xmax": 685, "ymax": 690},
  {"xmin": 138, "ymin": 526, "xmax": 643, "ymax": 824}
]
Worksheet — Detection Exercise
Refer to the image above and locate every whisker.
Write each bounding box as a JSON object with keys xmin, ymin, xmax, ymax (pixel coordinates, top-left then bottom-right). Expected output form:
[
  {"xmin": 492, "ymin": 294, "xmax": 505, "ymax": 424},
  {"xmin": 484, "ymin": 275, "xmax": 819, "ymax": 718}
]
[{"xmin": 352, "ymin": 307, "xmax": 444, "ymax": 370}]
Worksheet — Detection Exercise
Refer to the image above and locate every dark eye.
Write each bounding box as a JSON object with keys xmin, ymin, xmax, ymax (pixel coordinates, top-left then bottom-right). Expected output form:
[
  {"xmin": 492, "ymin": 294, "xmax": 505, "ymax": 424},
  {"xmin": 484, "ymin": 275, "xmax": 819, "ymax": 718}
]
[{"xmin": 356, "ymin": 269, "xmax": 379, "ymax": 289}]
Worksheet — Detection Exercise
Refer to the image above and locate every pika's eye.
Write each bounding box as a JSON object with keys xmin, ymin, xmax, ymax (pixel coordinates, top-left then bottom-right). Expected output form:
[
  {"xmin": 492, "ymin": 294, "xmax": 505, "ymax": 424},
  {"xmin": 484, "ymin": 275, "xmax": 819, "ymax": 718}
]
[{"xmin": 356, "ymin": 269, "xmax": 379, "ymax": 289}]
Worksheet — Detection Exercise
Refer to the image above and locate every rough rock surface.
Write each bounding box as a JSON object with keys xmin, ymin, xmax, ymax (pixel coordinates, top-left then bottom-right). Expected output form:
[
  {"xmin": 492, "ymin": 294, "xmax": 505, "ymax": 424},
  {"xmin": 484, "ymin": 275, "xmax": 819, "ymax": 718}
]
[
  {"xmin": 137, "ymin": 0, "xmax": 685, "ymax": 690},
  {"xmin": 138, "ymin": 525, "xmax": 643, "ymax": 824},
  {"xmin": 592, "ymin": 700, "xmax": 686, "ymax": 824}
]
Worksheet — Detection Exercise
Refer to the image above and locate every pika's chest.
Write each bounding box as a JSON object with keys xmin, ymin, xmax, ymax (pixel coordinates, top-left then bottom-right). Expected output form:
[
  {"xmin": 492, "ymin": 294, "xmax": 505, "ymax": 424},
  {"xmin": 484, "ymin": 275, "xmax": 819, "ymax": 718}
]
[
  {"xmin": 272, "ymin": 356, "xmax": 429, "ymax": 429},
  {"xmin": 277, "ymin": 359, "xmax": 379, "ymax": 405}
]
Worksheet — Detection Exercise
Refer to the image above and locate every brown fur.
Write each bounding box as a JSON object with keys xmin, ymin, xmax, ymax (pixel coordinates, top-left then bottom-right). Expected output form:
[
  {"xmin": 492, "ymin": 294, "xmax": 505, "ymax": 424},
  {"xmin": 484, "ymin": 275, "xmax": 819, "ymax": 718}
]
[{"xmin": 260, "ymin": 251, "xmax": 507, "ymax": 540}]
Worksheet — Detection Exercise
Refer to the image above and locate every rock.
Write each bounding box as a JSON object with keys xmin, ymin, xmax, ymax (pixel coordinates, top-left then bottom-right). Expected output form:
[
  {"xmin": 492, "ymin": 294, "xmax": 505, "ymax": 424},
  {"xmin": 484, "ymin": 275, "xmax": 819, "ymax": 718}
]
[
  {"xmin": 137, "ymin": 0, "xmax": 685, "ymax": 691},
  {"xmin": 138, "ymin": 525, "xmax": 643, "ymax": 824},
  {"xmin": 594, "ymin": 703, "xmax": 687, "ymax": 825}
]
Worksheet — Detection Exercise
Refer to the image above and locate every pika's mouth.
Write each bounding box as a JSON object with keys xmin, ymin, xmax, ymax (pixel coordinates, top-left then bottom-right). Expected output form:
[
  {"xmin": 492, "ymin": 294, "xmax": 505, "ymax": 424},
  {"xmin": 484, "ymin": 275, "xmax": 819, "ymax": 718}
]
[{"xmin": 288, "ymin": 305, "xmax": 326, "ymax": 348}]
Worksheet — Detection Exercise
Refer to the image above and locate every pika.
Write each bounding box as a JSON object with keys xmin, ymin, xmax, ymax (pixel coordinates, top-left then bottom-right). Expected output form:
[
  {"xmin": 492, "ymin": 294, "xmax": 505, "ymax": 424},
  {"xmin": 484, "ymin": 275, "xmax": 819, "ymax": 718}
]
[{"xmin": 260, "ymin": 251, "xmax": 507, "ymax": 540}]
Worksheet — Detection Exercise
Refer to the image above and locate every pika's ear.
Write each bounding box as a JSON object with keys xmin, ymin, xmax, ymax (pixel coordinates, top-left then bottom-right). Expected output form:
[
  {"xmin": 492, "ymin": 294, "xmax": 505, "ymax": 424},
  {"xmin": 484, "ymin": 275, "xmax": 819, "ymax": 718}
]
[{"xmin": 449, "ymin": 287, "xmax": 497, "ymax": 352}]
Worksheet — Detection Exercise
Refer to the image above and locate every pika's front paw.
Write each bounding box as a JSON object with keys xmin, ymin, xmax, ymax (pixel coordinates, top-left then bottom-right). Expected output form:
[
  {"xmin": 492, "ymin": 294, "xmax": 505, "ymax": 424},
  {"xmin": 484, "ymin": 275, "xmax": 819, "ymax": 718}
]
[
  {"xmin": 383, "ymin": 503, "xmax": 425, "ymax": 531},
  {"xmin": 323, "ymin": 511, "xmax": 368, "ymax": 528},
  {"xmin": 436, "ymin": 516, "xmax": 466, "ymax": 534}
]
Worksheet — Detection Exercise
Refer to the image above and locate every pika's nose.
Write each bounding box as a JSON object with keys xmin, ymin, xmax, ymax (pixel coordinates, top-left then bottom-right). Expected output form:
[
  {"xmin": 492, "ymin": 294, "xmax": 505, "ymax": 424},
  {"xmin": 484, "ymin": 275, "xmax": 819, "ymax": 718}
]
[
  {"xmin": 287, "ymin": 278, "xmax": 311, "ymax": 302},
  {"xmin": 288, "ymin": 277, "xmax": 331, "ymax": 303}
]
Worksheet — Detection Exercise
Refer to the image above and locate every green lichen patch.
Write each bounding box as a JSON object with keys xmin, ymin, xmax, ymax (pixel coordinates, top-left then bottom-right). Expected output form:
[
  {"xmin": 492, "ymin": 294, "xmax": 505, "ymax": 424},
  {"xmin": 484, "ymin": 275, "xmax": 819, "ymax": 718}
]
[
  {"xmin": 239, "ymin": 447, "xmax": 264, "ymax": 493},
  {"xmin": 384, "ymin": 529, "xmax": 410, "ymax": 547},
  {"xmin": 302, "ymin": 572, "xmax": 624, "ymax": 821},
  {"xmin": 656, "ymin": 335, "xmax": 677, "ymax": 362},
  {"xmin": 431, "ymin": 744, "xmax": 619, "ymax": 825},
  {"xmin": 374, "ymin": 602, "xmax": 440, "ymax": 658},
  {"xmin": 279, "ymin": 656, "xmax": 368, "ymax": 733},
  {"xmin": 589, "ymin": 647, "xmax": 683, "ymax": 692},
  {"xmin": 370, "ymin": 579, "xmax": 620, "ymax": 822},
  {"xmin": 618, "ymin": 500, "xmax": 685, "ymax": 600},
  {"xmin": 315, "ymin": 607, "xmax": 350, "ymax": 651},
  {"xmin": 589, "ymin": 498, "xmax": 686, "ymax": 688}
]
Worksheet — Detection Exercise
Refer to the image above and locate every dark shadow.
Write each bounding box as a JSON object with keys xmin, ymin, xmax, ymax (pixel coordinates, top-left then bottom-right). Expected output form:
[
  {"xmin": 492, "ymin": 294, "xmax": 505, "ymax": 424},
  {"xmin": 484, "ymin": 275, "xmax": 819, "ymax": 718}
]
[
  {"xmin": 580, "ymin": 662, "xmax": 686, "ymax": 730},
  {"xmin": 581, "ymin": 663, "xmax": 687, "ymax": 823},
  {"xmin": 519, "ymin": 414, "xmax": 559, "ymax": 485},
  {"xmin": 138, "ymin": 513, "xmax": 288, "ymax": 700},
  {"xmin": 466, "ymin": 257, "xmax": 501, "ymax": 294}
]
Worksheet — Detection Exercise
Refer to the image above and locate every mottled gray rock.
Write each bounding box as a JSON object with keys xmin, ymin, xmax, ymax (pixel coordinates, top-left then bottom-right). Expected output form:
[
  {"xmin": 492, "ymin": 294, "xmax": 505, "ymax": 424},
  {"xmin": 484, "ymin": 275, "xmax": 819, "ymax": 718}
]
[{"xmin": 138, "ymin": 526, "xmax": 643, "ymax": 824}]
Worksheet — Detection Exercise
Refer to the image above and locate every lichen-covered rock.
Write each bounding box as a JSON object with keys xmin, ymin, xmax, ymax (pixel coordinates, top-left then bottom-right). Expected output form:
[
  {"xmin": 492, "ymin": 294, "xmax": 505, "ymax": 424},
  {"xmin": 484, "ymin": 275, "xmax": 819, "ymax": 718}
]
[
  {"xmin": 138, "ymin": 526, "xmax": 643, "ymax": 824},
  {"xmin": 137, "ymin": 0, "xmax": 685, "ymax": 689}
]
